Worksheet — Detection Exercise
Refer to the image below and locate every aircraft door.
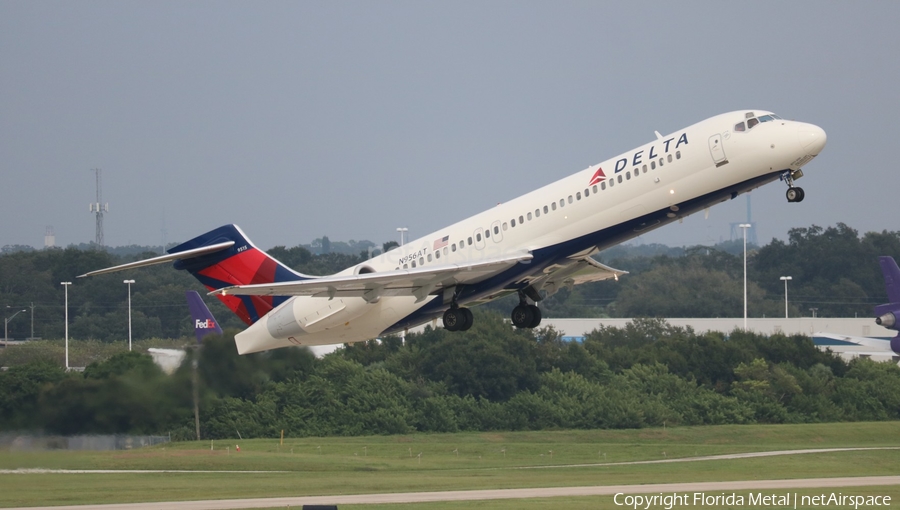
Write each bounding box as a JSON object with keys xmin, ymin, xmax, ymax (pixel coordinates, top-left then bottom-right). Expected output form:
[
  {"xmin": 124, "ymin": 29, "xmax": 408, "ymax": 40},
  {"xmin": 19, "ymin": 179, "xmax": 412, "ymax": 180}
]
[
  {"xmin": 709, "ymin": 134, "xmax": 728, "ymax": 167},
  {"xmin": 490, "ymin": 220, "xmax": 503, "ymax": 243},
  {"xmin": 473, "ymin": 227, "xmax": 485, "ymax": 250}
]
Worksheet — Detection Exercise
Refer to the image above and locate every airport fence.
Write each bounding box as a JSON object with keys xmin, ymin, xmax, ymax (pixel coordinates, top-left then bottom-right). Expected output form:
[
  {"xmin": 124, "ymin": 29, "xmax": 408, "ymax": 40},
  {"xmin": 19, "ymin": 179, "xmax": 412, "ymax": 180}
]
[{"xmin": 0, "ymin": 433, "xmax": 171, "ymax": 451}]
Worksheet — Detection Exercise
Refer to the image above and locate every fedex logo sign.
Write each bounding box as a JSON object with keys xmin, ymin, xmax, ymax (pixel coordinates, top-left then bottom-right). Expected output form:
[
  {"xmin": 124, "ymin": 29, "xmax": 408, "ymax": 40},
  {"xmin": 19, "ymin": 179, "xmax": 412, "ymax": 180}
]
[{"xmin": 195, "ymin": 319, "xmax": 217, "ymax": 329}]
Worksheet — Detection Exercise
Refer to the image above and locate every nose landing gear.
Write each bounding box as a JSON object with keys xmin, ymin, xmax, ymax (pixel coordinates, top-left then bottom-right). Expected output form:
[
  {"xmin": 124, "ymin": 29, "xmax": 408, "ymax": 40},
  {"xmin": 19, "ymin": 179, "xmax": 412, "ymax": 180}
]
[{"xmin": 782, "ymin": 169, "xmax": 805, "ymax": 203}]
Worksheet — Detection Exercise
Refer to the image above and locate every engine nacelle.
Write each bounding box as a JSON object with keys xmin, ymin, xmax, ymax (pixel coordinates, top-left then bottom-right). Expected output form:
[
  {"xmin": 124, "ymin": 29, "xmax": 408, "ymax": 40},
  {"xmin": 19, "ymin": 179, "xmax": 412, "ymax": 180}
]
[
  {"xmin": 876, "ymin": 312, "xmax": 897, "ymax": 329},
  {"xmin": 266, "ymin": 296, "xmax": 372, "ymax": 339}
]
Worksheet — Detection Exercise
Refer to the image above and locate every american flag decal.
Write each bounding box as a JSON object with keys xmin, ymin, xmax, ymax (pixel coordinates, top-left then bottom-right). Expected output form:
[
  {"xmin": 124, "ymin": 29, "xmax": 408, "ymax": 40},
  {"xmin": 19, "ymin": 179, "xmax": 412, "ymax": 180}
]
[{"xmin": 433, "ymin": 235, "xmax": 449, "ymax": 250}]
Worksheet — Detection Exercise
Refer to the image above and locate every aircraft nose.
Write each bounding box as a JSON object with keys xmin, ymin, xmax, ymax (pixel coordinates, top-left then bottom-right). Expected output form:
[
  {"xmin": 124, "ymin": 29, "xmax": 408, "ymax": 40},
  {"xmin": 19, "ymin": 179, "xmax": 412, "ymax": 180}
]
[{"xmin": 798, "ymin": 123, "xmax": 827, "ymax": 156}]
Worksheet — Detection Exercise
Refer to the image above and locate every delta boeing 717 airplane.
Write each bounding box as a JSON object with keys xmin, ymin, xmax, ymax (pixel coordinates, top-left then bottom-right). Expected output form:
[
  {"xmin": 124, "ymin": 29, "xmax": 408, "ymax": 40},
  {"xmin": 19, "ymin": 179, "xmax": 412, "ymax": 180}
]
[{"xmin": 81, "ymin": 110, "xmax": 826, "ymax": 354}]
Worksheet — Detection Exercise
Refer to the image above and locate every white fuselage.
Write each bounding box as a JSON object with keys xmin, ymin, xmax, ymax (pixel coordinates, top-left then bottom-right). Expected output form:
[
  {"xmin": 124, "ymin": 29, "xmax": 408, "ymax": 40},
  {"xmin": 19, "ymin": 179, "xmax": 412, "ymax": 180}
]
[{"xmin": 235, "ymin": 111, "xmax": 826, "ymax": 353}]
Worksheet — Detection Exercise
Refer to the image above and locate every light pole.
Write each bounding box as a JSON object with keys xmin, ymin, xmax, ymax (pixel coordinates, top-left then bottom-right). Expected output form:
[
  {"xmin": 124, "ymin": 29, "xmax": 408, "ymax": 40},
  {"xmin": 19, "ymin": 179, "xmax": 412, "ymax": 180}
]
[
  {"xmin": 739, "ymin": 223, "xmax": 752, "ymax": 331},
  {"xmin": 61, "ymin": 282, "xmax": 72, "ymax": 368},
  {"xmin": 809, "ymin": 307, "xmax": 818, "ymax": 319},
  {"xmin": 124, "ymin": 279, "xmax": 135, "ymax": 351},
  {"xmin": 780, "ymin": 276, "xmax": 792, "ymax": 319},
  {"xmin": 4, "ymin": 307, "xmax": 27, "ymax": 345},
  {"xmin": 396, "ymin": 227, "xmax": 408, "ymax": 246}
]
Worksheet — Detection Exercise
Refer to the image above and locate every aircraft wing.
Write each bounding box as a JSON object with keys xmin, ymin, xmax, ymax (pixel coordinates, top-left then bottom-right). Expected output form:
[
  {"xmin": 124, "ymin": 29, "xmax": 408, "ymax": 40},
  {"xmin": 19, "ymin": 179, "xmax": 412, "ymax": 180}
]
[
  {"xmin": 526, "ymin": 256, "xmax": 627, "ymax": 296},
  {"xmin": 812, "ymin": 332, "xmax": 894, "ymax": 351},
  {"xmin": 210, "ymin": 252, "xmax": 534, "ymax": 303}
]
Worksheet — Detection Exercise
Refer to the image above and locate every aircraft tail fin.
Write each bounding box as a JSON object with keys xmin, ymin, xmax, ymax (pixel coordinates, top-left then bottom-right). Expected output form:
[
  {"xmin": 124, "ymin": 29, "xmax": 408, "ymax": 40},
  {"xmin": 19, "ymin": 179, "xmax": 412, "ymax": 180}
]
[
  {"xmin": 186, "ymin": 291, "xmax": 223, "ymax": 343},
  {"xmin": 78, "ymin": 224, "xmax": 309, "ymax": 326},
  {"xmin": 169, "ymin": 225, "xmax": 309, "ymax": 325},
  {"xmin": 874, "ymin": 256, "xmax": 900, "ymax": 354},
  {"xmin": 879, "ymin": 256, "xmax": 900, "ymax": 304}
]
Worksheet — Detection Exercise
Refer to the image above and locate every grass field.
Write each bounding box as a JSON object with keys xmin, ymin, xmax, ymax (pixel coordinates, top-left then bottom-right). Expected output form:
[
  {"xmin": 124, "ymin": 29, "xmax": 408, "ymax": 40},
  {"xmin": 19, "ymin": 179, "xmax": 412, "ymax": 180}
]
[{"xmin": 1, "ymin": 422, "xmax": 899, "ymax": 508}]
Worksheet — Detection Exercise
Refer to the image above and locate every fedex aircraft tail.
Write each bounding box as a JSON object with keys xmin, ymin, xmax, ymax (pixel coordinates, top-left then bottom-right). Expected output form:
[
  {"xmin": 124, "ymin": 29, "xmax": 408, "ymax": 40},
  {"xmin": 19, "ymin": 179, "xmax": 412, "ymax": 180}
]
[
  {"xmin": 874, "ymin": 256, "xmax": 900, "ymax": 353},
  {"xmin": 169, "ymin": 225, "xmax": 308, "ymax": 325},
  {"xmin": 186, "ymin": 291, "xmax": 223, "ymax": 343}
]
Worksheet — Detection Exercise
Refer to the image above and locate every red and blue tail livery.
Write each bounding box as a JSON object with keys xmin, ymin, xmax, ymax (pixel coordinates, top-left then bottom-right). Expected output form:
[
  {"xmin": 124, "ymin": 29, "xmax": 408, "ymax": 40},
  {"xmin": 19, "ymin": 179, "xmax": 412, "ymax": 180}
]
[{"xmin": 169, "ymin": 225, "xmax": 308, "ymax": 325}]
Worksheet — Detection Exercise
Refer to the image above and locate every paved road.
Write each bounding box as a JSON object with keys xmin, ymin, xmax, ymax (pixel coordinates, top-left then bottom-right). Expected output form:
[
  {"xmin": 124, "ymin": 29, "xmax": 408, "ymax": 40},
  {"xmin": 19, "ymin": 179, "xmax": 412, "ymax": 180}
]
[
  {"xmin": 6, "ymin": 447, "xmax": 899, "ymax": 509},
  {"xmin": 8, "ymin": 476, "xmax": 900, "ymax": 510}
]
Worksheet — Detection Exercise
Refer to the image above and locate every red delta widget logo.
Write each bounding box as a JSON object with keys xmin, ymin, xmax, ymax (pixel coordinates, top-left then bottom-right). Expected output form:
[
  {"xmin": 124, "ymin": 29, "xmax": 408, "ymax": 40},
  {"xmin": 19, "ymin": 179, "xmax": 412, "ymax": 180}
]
[
  {"xmin": 588, "ymin": 167, "xmax": 606, "ymax": 186},
  {"xmin": 195, "ymin": 319, "xmax": 216, "ymax": 329}
]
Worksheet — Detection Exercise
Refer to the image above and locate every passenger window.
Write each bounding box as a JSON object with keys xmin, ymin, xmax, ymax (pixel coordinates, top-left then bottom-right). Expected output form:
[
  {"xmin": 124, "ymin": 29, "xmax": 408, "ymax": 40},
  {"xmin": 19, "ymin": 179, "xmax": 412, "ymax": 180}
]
[
  {"xmin": 676, "ymin": 151, "xmax": 681, "ymax": 159},
  {"xmin": 419, "ymin": 257, "xmax": 424, "ymax": 266},
  {"xmin": 734, "ymin": 122, "xmax": 745, "ymax": 132},
  {"xmin": 617, "ymin": 175, "xmax": 622, "ymax": 183},
  {"xmin": 651, "ymin": 161, "xmax": 656, "ymax": 170},
  {"xmin": 551, "ymin": 202, "xmax": 557, "ymax": 210},
  {"xmin": 667, "ymin": 154, "xmax": 673, "ymax": 163},
  {"xmin": 467, "ymin": 237, "xmax": 473, "ymax": 245},
  {"xmin": 403, "ymin": 263, "xmax": 408, "ymax": 269},
  {"xmin": 428, "ymin": 254, "xmax": 432, "ymax": 262},
  {"xmin": 576, "ymin": 192, "xmax": 582, "ymax": 200},
  {"xmin": 535, "ymin": 209, "xmax": 540, "ymax": 218},
  {"xmin": 527, "ymin": 212, "xmax": 532, "ymax": 220},
  {"xmin": 568, "ymin": 195, "xmax": 573, "ymax": 203},
  {"xmin": 411, "ymin": 260, "xmax": 416, "ymax": 268},
  {"xmin": 511, "ymin": 218, "xmax": 516, "ymax": 227},
  {"xmin": 443, "ymin": 247, "xmax": 448, "ymax": 256},
  {"xmin": 493, "ymin": 226, "xmax": 499, "ymax": 234},
  {"xmin": 485, "ymin": 229, "xmax": 490, "ymax": 238},
  {"xmin": 601, "ymin": 182, "xmax": 606, "ymax": 190},
  {"xmin": 609, "ymin": 179, "xmax": 614, "ymax": 187},
  {"xmin": 477, "ymin": 233, "xmax": 482, "ymax": 241},
  {"xmin": 502, "ymin": 222, "xmax": 508, "ymax": 231},
  {"xmin": 559, "ymin": 199, "xmax": 565, "ymax": 207},
  {"xmin": 542, "ymin": 205, "xmax": 547, "ymax": 213},
  {"xmin": 626, "ymin": 172, "xmax": 631, "ymax": 180},
  {"xmin": 659, "ymin": 158, "xmax": 664, "ymax": 167},
  {"xmin": 451, "ymin": 244, "xmax": 457, "ymax": 252},
  {"xmin": 592, "ymin": 185, "xmax": 598, "ymax": 193},
  {"xmin": 519, "ymin": 215, "xmax": 524, "ymax": 224},
  {"xmin": 435, "ymin": 251, "xmax": 440, "ymax": 259}
]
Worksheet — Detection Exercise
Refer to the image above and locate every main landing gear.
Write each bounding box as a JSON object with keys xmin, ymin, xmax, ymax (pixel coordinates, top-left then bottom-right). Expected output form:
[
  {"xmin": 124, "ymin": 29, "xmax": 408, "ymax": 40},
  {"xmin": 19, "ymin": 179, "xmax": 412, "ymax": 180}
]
[
  {"xmin": 442, "ymin": 288, "xmax": 543, "ymax": 332},
  {"xmin": 511, "ymin": 289, "xmax": 542, "ymax": 329},
  {"xmin": 782, "ymin": 169, "xmax": 805, "ymax": 203},
  {"xmin": 442, "ymin": 306, "xmax": 473, "ymax": 332}
]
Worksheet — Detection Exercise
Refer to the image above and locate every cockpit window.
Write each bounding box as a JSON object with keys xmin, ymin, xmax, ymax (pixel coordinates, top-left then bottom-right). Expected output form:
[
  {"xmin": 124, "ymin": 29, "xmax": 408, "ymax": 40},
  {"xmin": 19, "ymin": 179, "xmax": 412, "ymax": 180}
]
[{"xmin": 742, "ymin": 113, "xmax": 782, "ymax": 131}]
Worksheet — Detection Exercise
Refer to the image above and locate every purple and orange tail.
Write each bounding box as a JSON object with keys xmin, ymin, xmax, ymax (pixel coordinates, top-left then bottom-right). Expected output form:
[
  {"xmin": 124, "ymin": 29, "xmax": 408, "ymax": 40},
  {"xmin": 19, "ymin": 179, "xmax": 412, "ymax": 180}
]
[
  {"xmin": 874, "ymin": 256, "xmax": 900, "ymax": 353},
  {"xmin": 169, "ymin": 225, "xmax": 308, "ymax": 325},
  {"xmin": 186, "ymin": 290, "xmax": 224, "ymax": 343}
]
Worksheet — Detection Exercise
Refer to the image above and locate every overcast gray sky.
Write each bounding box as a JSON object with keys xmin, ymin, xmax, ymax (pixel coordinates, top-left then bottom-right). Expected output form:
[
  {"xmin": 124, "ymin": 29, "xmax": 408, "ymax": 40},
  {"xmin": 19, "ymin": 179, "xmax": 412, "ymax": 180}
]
[{"xmin": 2, "ymin": 1, "xmax": 897, "ymax": 251}]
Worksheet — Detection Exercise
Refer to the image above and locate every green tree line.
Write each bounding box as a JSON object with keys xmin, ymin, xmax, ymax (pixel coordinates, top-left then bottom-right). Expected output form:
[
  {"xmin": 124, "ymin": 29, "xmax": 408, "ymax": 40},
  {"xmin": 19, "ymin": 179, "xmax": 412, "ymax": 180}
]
[
  {"xmin": 1, "ymin": 223, "xmax": 898, "ymax": 343},
  {"xmin": 2, "ymin": 313, "xmax": 899, "ymax": 438}
]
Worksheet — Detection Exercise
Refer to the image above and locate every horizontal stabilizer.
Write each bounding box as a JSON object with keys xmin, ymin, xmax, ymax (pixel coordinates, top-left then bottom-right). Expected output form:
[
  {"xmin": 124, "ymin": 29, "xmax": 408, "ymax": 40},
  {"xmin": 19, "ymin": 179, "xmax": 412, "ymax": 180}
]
[{"xmin": 77, "ymin": 242, "xmax": 235, "ymax": 278}]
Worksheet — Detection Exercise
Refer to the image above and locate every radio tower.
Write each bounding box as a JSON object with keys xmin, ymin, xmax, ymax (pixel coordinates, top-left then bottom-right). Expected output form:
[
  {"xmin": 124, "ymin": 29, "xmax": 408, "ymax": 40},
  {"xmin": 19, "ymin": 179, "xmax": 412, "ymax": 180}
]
[{"xmin": 89, "ymin": 168, "xmax": 109, "ymax": 247}]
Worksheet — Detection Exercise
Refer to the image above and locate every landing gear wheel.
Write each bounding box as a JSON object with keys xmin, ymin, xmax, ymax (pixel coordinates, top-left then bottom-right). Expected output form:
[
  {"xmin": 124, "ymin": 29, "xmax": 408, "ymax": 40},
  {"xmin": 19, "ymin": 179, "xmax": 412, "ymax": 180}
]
[
  {"xmin": 460, "ymin": 308, "xmax": 474, "ymax": 331},
  {"xmin": 443, "ymin": 307, "xmax": 473, "ymax": 332},
  {"xmin": 443, "ymin": 308, "xmax": 463, "ymax": 331},
  {"xmin": 511, "ymin": 304, "xmax": 535, "ymax": 329},
  {"xmin": 786, "ymin": 187, "xmax": 804, "ymax": 203},
  {"xmin": 528, "ymin": 305, "xmax": 542, "ymax": 328}
]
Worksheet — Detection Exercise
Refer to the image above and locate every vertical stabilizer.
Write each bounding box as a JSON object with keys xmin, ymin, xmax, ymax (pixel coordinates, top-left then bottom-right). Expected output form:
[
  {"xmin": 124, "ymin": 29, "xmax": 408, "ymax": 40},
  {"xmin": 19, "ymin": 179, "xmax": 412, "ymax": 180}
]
[
  {"xmin": 879, "ymin": 256, "xmax": 900, "ymax": 304},
  {"xmin": 186, "ymin": 291, "xmax": 223, "ymax": 343}
]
